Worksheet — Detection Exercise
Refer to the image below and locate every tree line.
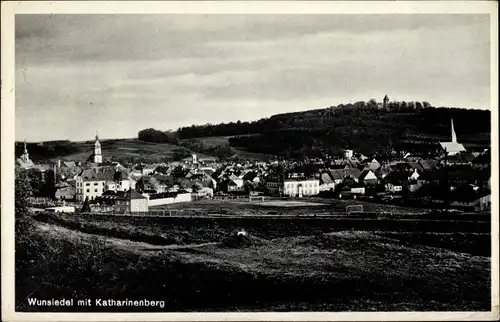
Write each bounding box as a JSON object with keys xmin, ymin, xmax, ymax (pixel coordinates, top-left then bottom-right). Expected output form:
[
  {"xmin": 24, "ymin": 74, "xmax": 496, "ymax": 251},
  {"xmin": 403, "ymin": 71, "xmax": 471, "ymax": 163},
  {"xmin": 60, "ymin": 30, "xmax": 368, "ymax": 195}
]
[{"xmin": 176, "ymin": 100, "xmax": 490, "ymax": 140}]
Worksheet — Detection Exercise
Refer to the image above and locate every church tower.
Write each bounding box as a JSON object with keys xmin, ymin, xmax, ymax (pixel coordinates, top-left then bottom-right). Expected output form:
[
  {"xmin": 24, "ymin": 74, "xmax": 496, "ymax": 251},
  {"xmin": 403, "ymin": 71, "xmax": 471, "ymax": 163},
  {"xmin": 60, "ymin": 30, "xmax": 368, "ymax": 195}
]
[
  {"xmin": 451, "ymin": 118, "xmax": 457, "ymax": 143},
  {"xmin": 383, "ymin": 95, "xmax": 389, "ymax": 109},
  {"xmin": 93, "ymin": 132, "xmax": 102, "ymax": 164},
  {"xmin": 21, "ymin": 140, "xmax": 30, "ymax": 163}
]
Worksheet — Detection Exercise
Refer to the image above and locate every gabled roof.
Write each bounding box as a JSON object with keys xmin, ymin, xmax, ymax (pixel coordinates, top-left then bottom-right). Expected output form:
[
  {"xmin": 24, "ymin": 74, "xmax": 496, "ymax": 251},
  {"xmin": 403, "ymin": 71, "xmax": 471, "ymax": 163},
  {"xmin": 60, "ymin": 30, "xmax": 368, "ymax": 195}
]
[
  {"xmin": 242, "ymin": 171, "xmax": 258, "ymax": 181},
  {"xmin": 78, "ymin": 169, "xmax": 115, "ymax": 181},
  {"xmin": 62, "ymin": 161, "xmax": 77, "ymax": 168},
  {"xmin": 359, "ymin": 170, "xmax": 377, "ymax": 181},
  {"xmin": 375, "ymin": 166, "xmax": 392, "ymax": 178},
  {"xmin": 117, "ymin": 189, "xmax": 147, "ymax": 200},
  {"xmin": 419, "ymin": 159, "xmax": 439, "ymax": 171},
  {"xmin": 328, "ymin": 168, "xmax": 362, "ymax": 181},
  {"xmin": 320, "ymin": 172, "xmax": 334, "ymax": 184},
  {"xmin": 407, "ymin": 162, "xmax": 424, "ymax": 172},
  {"xmin": 439, "ymin": 142, "xmax": 466, "ymax": 155}
]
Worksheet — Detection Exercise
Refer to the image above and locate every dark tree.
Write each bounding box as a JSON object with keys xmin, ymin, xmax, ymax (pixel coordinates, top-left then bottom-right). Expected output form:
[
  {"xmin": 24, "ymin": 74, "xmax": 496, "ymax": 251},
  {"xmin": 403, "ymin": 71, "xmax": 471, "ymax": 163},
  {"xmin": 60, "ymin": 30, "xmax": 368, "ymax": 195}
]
[
  {"xmin": 15, "ymin": 168, "xmax": 33, "ymax": 215},
  {"xmin": 81, "ymin": 197, "xmax": 91, "ymax": 212}
]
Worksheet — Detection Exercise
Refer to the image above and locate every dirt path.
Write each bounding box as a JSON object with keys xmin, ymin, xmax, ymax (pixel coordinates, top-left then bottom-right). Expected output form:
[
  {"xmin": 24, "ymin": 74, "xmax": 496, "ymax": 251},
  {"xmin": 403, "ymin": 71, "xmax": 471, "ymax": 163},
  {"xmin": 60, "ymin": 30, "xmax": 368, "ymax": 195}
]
[{"xmin": 35, "ymin": 221, "xmax": 219, "ymax": 256}]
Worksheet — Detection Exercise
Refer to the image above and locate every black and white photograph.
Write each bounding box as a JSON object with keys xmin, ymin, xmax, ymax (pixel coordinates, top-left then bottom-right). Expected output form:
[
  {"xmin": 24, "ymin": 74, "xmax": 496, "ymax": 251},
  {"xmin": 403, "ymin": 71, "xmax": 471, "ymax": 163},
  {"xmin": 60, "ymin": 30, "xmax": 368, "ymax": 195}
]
[{"xmin": 1, "ymin": 1, "xmax": 498, "ymax": 321}]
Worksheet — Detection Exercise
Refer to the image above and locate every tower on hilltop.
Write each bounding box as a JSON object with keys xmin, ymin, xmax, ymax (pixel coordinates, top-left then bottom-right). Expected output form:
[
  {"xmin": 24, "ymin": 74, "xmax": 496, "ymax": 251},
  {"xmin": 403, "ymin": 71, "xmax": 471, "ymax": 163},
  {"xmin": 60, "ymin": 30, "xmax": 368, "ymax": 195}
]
[{"xmin": 383, "ymin": 95, "xmax": 389, "ymax": 109}]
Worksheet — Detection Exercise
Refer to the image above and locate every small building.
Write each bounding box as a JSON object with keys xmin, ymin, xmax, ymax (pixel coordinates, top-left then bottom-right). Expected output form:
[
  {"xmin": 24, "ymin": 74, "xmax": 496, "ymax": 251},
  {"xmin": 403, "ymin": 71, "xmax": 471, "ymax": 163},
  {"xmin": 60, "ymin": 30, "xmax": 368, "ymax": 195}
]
[
  {"xmin": 472, "ymin": 149, "xmax": 490, "ymax": 169},
  {"xmin": 55, "ymin": 182, "xmax": 76, "ymax": 201},
  {"xmin": 358, "ymin": 169, "xmax": 378, "ymax": 185},
  {"xmin": 114, "ymin": 189, "xmax": 148, "ymax": 213},
  {"xmin": 350, "ymin": 183, "xmax": 366, "ymax": 195},
  {"xmin": 227, "ymin": 174, "xmax": 245, "ymax": 193},
  {"xmin": 343, "ymin": 149, "xmax": 354, "ymax": 159}
]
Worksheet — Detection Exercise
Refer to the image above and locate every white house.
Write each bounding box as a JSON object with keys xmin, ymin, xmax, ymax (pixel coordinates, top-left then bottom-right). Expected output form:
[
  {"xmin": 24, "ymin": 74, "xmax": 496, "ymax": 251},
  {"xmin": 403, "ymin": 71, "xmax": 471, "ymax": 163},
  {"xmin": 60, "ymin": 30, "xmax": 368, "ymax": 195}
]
[
  {"xmin": 75, "ymin": 169, "xmax": 132, "ymax": 202},
  {"xmin": 385, "ymin": 182, "xmax": 403, "ymax": 193},
  {"xmin": 343, "ymin": 149, "xmax": 354, "ymax": 159},
  {"xmin": 283, "ymin": 179, "xmax": 320, "ymax": 198},
  {"xmin": 350, "ymin": 183, "xmax": 366, "ymax": 195},
  {"xmin": 75, "ymin": 169, "xmax": 115, "ymax": 202},
  {"xmin": 409, "ymin": 169, "xmax": 420, "ymax": 181},
  {"xmin": 227, "ymin": 179, "xmax": 245, "ymax": 192}
]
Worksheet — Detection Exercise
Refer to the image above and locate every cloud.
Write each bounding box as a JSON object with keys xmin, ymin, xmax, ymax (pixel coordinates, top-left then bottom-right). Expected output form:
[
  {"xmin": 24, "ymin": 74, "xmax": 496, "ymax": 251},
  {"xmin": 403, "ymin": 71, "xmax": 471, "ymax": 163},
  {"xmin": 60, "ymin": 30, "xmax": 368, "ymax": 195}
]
[{"xmin": 15, "ymin": 14, "xmax": 491, "ymax": 141}]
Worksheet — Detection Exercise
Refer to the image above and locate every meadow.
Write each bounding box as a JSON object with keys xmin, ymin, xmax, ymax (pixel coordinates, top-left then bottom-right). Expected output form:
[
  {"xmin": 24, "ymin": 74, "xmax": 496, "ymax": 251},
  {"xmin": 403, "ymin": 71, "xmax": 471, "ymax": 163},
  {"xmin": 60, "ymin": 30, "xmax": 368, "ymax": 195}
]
[{"xmin": 16, "ymin": 208, "xmax": 491, "ymax": 312}]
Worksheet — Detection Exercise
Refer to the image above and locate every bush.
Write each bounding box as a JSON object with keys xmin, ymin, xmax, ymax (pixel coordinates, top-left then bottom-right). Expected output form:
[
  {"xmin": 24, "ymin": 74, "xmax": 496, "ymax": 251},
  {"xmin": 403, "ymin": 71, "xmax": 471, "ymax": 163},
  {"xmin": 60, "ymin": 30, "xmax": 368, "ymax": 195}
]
[{"xmin": 138, "ymin": 128, "xmax": 179, "ymax": 144}]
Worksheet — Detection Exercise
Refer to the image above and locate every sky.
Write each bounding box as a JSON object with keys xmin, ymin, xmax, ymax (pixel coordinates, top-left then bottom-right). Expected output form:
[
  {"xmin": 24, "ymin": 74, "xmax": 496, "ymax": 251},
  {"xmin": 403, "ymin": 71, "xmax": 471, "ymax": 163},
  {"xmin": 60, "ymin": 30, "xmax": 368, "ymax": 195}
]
[{"xmin": 15, "ymin": 14, "xmax": 491, "ymax": 142}]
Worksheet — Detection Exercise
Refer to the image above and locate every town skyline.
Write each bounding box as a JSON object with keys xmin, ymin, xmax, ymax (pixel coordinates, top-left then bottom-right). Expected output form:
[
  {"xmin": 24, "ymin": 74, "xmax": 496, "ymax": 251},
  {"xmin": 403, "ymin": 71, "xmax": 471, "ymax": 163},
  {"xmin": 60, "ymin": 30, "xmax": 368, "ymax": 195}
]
[{"xmin": 15, "ymin": 14, "xmax": 491, "ymax": 142}]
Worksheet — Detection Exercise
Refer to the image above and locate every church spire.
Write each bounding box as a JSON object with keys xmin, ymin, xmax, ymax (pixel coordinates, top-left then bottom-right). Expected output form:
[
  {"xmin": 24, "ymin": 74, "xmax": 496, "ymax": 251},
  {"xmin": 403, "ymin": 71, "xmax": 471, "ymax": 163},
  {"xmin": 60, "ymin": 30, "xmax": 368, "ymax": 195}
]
[
  {"xmin": 93, "ymin": 131, "xmax": 102, "ymax": 164},
  {"xmin": 23, "ymin": 140, "xmax": 28, "ymax": 154},
  {"xmin": 451, "ymin": 118, "xmax": 457, "ymax": 143}
]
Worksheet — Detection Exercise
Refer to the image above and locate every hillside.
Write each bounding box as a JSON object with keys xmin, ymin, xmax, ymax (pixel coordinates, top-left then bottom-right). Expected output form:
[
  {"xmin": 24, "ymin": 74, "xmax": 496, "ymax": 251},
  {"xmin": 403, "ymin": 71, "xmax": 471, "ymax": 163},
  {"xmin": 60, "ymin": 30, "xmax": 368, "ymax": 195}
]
[
  {"xmin": 178, "ymin": 105, "xmax": 491, "ymax": 157},
  {"xmin": 17, "ymin": 104, "xmax": 491, "ymax": 163},
  {"xmin": 15, "ymin": 139, "xmax": 195, "ymax": 165}
]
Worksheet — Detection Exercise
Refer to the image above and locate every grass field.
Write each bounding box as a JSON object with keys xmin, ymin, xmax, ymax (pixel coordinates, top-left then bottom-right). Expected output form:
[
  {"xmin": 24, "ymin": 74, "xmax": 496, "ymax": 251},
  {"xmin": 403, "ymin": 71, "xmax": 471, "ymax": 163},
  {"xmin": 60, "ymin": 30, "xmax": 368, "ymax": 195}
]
[
  {"xmin": 43, "ymin": 136, "xmax": 272, "ymax": 162},
  {"xmin": 17, "ymin": 213, "xmax": 491, "ymax": 312},
  {"xmin": 53, "ymin": 138, "xmax": 194, "ymax": 163},
  {"xmin": 151, "ymin": 198, "xmax": 431, "ymax": 216}
]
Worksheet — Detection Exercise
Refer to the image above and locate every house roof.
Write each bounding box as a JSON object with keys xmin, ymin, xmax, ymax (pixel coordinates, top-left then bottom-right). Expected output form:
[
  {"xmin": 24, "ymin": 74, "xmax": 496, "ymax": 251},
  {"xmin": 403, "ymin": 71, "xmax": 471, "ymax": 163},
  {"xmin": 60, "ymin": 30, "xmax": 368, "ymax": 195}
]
[
  {"xmin": 439, "ymin": 142, "xmax": 466, "ymax": 154},
  {"xmin": 407, "ymin": 162, "xmax": 424, "ymax": 172},
  {"xmin": 375, "ymin": 166, "xmax": 392, "ymax": 177},
  {"xmin": 78, "ymin": 169, "xmax": 115, "ymax": 181},
  {"xmin": 445, "ymin": 152, "xmax": 476, "ymax": 164},
  {"xmin": 118, "ymin": 189, "xmax": 147, "ymax": 200},
  {"xmin": 320, "ymin": 172, "xmax": 334, "ymax": 184},
  {"xmin": 62, "ymin": 161, "xmax": 77, "ymax": 168},
  {"xmin": 242, "ymin": 171, "xmax": 258, "ymax": 181},
  {"xmin": 359, "ymin": 170, "xmax": 376, "ymax": 181},
  {"xmin": 419, "ymin": 159, "xmax": 439, "ymax": 171},
  {"xmin": 328, "ymin": 168, "xmax": 362, "ymax": 181}
]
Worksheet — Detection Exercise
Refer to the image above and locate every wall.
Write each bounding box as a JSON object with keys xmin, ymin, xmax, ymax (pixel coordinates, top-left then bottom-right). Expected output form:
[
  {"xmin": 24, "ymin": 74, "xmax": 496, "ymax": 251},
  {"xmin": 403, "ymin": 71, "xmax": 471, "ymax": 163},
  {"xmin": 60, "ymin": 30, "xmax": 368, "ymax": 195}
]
[
  {"xmin": 131, "ymin": 199, "xmax": 149, "ymax": 212},
  {"xmin": 46, "ymin": 206, "xmax": 75, "ymax": 213},
  {"xmin": 147, "ymin": 193, "xmax": 192, "ymax": 206}
]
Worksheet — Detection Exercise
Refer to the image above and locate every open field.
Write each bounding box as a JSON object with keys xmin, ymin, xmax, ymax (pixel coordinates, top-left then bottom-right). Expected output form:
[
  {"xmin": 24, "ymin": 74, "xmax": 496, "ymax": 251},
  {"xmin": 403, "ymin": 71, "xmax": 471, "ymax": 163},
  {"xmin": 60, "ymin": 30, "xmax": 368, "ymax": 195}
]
[
  {"xmin": 251, "ymin": 200, "xmax": 327, "ymax": 207},
  {"xmin": 17, "ymin": 213, "xmax": 491, "ymax": 312},
  {"xmin": 55, "ymin": 138, "xmax": 192, "ymax": 162},
  {"xmin": 22, "ymin": 135, "xmax": 274, "ymax": 163},
  {"xmin": 33, "ymin": 212, "xmax": 491, "ymax": 252},
  {"xmin": 151, "ymin": 198, "xmax": 438, "ymax": 217}
]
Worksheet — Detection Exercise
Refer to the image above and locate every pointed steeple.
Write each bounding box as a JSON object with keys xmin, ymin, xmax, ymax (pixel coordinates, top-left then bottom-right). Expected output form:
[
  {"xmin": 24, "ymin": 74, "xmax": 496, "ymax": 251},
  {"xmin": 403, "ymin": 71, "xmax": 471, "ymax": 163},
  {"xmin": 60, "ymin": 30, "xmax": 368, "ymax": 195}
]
[
  {"xmin": 451, "ymin": 118, "xmax": 457, "ymax": 143},
  {"xmin": 23, "ymin": 140, "xmax": 28, "ymax": 154},
  {"xmin": 95, "ymin": 131, "xmax": 99, "ymax": 141}
]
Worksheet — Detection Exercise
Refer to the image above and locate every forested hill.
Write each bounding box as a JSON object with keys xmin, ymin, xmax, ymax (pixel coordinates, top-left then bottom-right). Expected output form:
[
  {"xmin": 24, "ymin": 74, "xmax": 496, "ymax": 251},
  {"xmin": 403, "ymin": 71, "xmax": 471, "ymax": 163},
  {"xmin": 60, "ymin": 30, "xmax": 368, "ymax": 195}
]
[{"xmin": 177, "ymin": 102, "xmax": 491, "ymax": 157}]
